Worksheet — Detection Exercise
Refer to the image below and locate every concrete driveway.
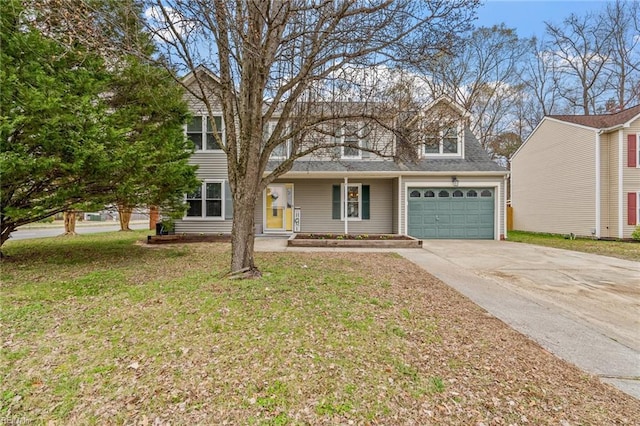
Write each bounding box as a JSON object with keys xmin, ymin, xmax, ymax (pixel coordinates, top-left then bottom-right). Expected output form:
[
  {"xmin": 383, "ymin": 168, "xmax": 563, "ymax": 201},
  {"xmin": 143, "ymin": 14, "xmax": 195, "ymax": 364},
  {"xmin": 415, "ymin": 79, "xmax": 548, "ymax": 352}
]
[{"xmin": 400, "ymin": 240, "xmax": 640, "ymax": 399}]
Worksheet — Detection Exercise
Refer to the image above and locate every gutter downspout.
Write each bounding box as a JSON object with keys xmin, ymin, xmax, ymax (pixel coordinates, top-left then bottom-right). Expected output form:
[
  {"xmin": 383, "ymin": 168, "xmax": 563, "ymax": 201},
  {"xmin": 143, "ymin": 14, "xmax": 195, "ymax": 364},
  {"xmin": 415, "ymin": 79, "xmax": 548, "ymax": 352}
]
[
  {"xmin": 618, "ymin": 129, "xmax": 624, "ymax": 238},
  {"xmin": 595, "ymin": 131, "xmax": 601, "ymax": 239}
]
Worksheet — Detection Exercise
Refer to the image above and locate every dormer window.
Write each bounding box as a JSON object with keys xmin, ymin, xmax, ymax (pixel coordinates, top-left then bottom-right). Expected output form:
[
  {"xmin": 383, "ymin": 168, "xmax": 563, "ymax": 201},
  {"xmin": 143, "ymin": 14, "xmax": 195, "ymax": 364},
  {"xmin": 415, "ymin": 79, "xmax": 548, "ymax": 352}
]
[
  {"xmin": 187, "ymin": 115, "xmax": 224, "ymax": 151},
  {"xmin": 423, "ymin": 125, "xmax": 462, "ymax": 157}
]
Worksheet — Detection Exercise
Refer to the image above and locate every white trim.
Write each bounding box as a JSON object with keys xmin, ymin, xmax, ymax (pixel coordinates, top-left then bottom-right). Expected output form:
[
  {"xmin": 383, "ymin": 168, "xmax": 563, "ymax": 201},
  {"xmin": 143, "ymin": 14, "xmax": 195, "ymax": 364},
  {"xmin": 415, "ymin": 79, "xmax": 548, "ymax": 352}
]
[
  {"xmin": 344, "ymin": 178, "xmax": 348, "ymax": 234},
  {"xmin": 183, "ymin": 180, "xmax": 225, "ymax": 220},
  {"xmin": 338, "ymin": 123, "xmax": 366, "ymax": 160},
  {"xmin": 618, "ymin": 129, "xmax": 624, "ymax": 238},
  {"xmin": 403, "ymin": 180, "xmax": 502, "ymax": 240},
  {"xmin": 186, "ymin": 115, "xmax": 225, "ymax": 152},
  {"xmin": 503, "ymin": 174, "xmax": 508, "ymax": 239},
  {"xmin": 397, "ymin": 176, "xmax": 403, "ymax": 234},
  {"xmin": 265, "ymin": 121, "xmax": 291, "ymax": 160},
  {"xmin": 262, "ymin": 183, "xmax": 294, "ymax": 233},
  {"xmin": 595, "ymin": 131, "xmax": 601, "ymax": 239},
  {"xmin": 341, "ymin": 182, "xmax": 362, "ymax": 222},
  {"xmin": 636, "ymin": 132, "xmax": 640, "ymax": 169},
  {"xmin": 421, "ymin": 124, "xmax": 463, "ymax": 158}
]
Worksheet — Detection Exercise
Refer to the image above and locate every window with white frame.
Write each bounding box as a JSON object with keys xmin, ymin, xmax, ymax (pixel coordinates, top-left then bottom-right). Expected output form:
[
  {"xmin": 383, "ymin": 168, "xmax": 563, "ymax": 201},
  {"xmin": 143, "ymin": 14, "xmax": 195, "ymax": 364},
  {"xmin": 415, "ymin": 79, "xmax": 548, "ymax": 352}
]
[
  {"xmin": 264, "ymin": 121, "xmax": 290, "ymax": 160},
  {"xmin": 342, "ymin": 183, "xmax": 362, "ymax": 219},
  {"xmin": 187, "ymin": 115, "xmax": 223, "ymax": 151},
  {"xmin": 423, "ymin": 125, "xmax": 461, "ymax": 156},
  {"xmin": 186, "ymin": 182, "xmax": 223, "ymax": 218},
  {"xmin": 339, "ymin": 124, "xmax": 367, "ymax": 159}
]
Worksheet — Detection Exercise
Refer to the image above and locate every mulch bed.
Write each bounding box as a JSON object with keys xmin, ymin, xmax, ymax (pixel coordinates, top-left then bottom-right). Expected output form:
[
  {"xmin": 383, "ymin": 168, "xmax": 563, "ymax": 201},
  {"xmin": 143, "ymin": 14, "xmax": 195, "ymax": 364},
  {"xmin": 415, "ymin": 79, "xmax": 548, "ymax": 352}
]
[
  {"xmin": 294, "ymin": 233, "xmax": 413, "ymax": 240},
  {"xmin": 147, "ymin": 234, "xmax": 231, "ymax": 244}
]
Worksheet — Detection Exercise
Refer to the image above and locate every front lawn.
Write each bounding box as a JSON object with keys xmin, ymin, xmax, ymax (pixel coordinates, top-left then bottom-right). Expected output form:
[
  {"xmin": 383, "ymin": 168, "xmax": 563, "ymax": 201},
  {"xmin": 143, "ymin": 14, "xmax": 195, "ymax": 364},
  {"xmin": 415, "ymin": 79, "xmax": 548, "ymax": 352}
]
[
  {"xmin": 2, "ymin": 232, "xmax": 638, "ymax": 424},
  {"xmin": 508, "ymin": 231, "xmax": 640, "ymax": 262}
]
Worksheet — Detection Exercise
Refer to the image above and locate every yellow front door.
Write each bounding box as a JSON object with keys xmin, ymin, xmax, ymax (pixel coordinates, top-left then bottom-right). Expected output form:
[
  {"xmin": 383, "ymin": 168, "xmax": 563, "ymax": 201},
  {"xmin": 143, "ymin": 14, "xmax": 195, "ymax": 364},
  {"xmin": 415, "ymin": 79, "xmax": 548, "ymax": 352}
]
[{"xmin": 265, "ymin": 184, "xmax": 293, "ymax": 231}]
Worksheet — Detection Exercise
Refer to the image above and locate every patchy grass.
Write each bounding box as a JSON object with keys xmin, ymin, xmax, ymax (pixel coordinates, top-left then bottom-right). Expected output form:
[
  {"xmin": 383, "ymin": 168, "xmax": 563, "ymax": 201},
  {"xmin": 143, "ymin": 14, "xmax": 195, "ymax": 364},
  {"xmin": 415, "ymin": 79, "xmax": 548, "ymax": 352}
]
[
  {"xmin": 2, "ymin": 232, "xmax": 639, "ymax": 424},
  {"xmin": 508, "ymin": 230, "xmax": 640, "ymax": 262}
]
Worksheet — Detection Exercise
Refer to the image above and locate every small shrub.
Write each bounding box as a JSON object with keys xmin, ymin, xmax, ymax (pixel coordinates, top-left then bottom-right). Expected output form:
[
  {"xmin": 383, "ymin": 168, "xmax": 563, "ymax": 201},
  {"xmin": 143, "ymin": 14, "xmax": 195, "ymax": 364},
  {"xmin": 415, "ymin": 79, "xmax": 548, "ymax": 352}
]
[{"xmin": 632, "ymin": 226, "xmax": 640, "ymax": 241}]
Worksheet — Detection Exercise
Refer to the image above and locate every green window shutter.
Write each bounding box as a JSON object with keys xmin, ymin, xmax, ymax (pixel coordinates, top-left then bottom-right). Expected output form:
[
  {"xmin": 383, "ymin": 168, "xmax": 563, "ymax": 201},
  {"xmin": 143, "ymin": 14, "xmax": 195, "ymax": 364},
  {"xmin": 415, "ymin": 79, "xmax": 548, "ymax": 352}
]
[
  {"xmin": 332, "ymin": 185, "xmax": 341, "ymax": 219},
  {"xmin": 224, "ymin": 181, "xmax": 233, "ymax": 219},
  {"xmin": 362, "ymin": 185, "xmax": 370, "ymax": 219}
]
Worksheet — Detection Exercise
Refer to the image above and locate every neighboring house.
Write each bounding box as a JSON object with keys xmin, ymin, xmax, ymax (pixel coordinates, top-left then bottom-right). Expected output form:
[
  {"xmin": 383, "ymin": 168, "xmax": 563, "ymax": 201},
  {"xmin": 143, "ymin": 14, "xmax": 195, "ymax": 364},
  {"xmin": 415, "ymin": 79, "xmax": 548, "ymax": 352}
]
[
  {"xmin": 174, "ymin": 70, "xmax": 508, "ymax": 240},
  {"xmin": 511, "ymin": 104, "xmax": 640, "ymax": 239}
]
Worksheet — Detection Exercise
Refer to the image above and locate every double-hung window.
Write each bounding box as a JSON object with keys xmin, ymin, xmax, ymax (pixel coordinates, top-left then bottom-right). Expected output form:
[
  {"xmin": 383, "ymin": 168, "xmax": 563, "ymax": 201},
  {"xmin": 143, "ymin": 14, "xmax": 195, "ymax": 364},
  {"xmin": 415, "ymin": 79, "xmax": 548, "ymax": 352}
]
[
  {"xmin": 264, "ymin": 121, "xmax": 290, "ymax": 160},
  {"xmin": 187, "ymin": 115, "xmax": 223, "ymax": 151},
  {"xmin": 186, "ymin": 182, "xmax": 223, "ymax": 218},
  {"xmin": 343, "ymin": 183, "xmax": 362, "ymax": 219},
  {"xmin": 423, "ymin": 125, "xmax": 461, "ymax": 156},
  {"xmin": 339, "ymin": 124, "xmax": 367, "ymax": 159}
]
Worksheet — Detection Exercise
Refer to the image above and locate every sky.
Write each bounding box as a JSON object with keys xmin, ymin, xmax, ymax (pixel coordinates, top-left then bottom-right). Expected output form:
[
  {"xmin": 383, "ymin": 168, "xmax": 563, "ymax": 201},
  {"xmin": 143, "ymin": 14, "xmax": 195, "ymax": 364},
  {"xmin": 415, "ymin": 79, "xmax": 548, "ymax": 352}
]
[{"xmin": 475, "ymin": 0, "xmax": 614, "ymax": 38}]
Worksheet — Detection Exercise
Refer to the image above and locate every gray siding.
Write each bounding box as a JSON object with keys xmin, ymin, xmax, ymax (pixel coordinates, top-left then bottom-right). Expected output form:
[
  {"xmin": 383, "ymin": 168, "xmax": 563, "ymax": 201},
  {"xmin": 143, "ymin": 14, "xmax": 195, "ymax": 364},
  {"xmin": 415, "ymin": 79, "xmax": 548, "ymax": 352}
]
[
  {"xmin": 511, "ymin": 119, "xmax": 596, "ymax": 237},
  {"xmin": 259, "ymin": 179, "xmax": 395, "ymax": 234}
]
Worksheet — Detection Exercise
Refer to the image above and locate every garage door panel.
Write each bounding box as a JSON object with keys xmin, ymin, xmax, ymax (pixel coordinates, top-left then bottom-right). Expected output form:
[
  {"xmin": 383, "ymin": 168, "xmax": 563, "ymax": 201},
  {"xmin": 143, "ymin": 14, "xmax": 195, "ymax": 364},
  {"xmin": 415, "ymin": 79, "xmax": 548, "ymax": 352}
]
[{"xmin": 408, "ymin": 187, "xmax": 494, "ymax": 240}]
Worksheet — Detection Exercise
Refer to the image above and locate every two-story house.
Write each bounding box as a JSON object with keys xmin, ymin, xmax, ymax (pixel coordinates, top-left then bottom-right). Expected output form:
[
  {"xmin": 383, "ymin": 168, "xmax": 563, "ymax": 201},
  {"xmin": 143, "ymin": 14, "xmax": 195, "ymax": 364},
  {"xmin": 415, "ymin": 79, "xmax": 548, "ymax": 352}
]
[
  {"xmin": 174, "ymin": 70, "xmax": 508, "ymax": 240},
  {"xmin": 511, "ymin": 104, "xmax": 640, "ymax": 239}
]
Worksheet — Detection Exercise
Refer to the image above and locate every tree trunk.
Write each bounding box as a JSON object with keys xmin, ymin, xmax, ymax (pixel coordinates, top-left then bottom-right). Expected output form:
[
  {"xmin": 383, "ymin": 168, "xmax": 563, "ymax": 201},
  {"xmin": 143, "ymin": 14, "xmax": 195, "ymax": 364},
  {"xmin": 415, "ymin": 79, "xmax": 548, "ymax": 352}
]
[
  {"xmin": 149, "ymin": 205, "xmax": 159, "ymax": 230},
  {"xmin": 118, "ymin": 204, "xmax": 132, "ymax": 231},
  {"xmin": 0, "ymin": 222, "xmax": 15, "ymax": 250},
  {"xmin": 63, "ymin": 211, "xmax": 77, "ymax": 235},
  {"xmin": 230, "ymin": 187, "xmax": 261, "ymax": 277}
]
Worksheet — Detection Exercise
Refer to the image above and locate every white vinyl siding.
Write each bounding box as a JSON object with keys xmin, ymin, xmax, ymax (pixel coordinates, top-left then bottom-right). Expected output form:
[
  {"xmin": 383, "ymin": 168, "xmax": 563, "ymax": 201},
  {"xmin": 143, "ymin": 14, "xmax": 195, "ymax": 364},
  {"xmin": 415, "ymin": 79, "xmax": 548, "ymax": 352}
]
[{"xmin": 511, "ymin": 119, "xmax": 596, "ymax": 237}]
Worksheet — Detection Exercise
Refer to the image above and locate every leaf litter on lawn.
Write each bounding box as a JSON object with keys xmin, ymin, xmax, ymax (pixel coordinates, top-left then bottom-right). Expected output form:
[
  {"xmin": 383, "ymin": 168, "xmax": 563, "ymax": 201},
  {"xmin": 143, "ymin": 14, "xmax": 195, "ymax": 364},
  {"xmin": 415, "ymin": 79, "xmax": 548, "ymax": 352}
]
[{"xmin": 1, "ymin": 233, "xmax": 639, "ymax": 424}]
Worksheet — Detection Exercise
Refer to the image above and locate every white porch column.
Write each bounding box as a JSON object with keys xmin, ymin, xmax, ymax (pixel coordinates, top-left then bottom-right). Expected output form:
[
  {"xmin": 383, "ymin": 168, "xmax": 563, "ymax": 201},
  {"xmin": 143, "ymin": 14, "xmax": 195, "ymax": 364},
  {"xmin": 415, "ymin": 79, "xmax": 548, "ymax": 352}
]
[{"xmin": 344, "ymin": 176, "xmax": 348, "ymax": 235}]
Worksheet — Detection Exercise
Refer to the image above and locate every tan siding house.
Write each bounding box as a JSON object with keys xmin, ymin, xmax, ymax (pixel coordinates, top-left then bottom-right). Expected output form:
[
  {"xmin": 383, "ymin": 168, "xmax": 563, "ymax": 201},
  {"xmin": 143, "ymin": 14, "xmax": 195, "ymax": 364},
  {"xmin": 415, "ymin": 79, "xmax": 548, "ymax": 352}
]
[
  {"xmin": 174, "ymin": 69, "xmax": 508, "ymax": 240},
  {"xmin": 511, "ymin": 104, "xmax": 640, "ymax": 239}
]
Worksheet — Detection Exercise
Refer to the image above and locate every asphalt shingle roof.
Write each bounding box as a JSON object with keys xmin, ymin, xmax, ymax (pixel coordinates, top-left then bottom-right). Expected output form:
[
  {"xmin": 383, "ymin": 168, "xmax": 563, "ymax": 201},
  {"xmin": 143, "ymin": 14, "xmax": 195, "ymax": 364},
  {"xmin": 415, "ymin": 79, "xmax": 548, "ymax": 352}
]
[
  {"xmin": 267, "ymin": 128, "xmax": 506, "ymax": 174},
  {"xmin": 549, "ymin": 104, "xmax": 640, "ymax": 129}
]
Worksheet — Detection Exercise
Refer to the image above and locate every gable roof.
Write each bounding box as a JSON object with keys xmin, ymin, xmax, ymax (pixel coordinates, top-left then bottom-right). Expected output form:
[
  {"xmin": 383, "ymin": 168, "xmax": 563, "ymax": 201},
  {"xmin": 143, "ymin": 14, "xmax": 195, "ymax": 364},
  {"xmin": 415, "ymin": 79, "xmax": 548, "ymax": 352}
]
[{"xmin": 549, "ymin": 104, "xmax": 640, "ymax": 130}]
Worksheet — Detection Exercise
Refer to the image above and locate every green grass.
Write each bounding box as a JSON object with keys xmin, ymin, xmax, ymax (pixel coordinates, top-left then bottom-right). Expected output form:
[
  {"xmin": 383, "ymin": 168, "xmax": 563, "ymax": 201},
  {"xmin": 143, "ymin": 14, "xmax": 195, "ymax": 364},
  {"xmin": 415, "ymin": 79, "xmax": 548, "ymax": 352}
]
[
  {"xmin": 1, "ymin": 231, "xmax": 638, "ymax": 424},
  {"xmin": 508, "ymin": 230, "xmax": 640, "ymax": 262}
]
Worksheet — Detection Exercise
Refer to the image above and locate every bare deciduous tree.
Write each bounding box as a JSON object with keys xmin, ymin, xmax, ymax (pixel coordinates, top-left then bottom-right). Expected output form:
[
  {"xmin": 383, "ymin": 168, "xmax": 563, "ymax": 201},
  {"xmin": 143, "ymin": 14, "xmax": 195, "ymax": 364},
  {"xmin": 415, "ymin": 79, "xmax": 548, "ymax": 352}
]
[
  {"xmin": 544, "ymin": 12, "xmax": 613, "ymax": 115},
  {"xmin": 417, "ymin": 25, "xmax": 530, "ymax": 155},
  {"xmin": 603, "ymin": 0, "xmax": 640, "ymax": 110},
  {"xmin": 138, "ymin": 0, "xmax": 478, "ymax": 274}
]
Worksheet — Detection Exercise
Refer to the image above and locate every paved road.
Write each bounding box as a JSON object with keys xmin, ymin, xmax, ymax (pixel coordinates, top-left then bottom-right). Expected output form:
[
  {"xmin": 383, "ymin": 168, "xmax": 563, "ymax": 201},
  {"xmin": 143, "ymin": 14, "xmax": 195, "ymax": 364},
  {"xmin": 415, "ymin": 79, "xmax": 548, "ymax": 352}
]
[
  {"xmin": 11, "ymin": 222, "xmax": 149, "ymax": 241},
  {"xmin": 254, "ymin": 238, "xmax": 640, "ymax": 399}
]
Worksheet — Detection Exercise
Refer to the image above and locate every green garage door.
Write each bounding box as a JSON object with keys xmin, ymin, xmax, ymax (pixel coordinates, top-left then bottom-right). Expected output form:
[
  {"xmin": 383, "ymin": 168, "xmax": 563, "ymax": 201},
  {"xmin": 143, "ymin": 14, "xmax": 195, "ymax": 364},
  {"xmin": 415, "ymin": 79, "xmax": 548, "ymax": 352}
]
[{"xmin": 408, "ymin": 188, "xmax": 495, "ymax": 239}]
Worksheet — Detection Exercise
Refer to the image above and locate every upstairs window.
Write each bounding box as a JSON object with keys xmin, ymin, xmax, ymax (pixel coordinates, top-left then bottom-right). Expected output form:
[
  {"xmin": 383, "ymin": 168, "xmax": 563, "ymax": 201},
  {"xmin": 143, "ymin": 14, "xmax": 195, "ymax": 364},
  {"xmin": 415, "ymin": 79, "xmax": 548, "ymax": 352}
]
[
  {"xmin": 423, "ymin": 125, "xmax": 461, "ymax": 156},
  {"xmin": 264, "ymin": 121, "xmax": 291, "ymax": 160},
  {"xmin": 339, "ymin": 123, "xmax": 368, "ymax": 159},
  {"xmin": 187, "ymin": 115, "xmax": 223, "ymax": 151}
]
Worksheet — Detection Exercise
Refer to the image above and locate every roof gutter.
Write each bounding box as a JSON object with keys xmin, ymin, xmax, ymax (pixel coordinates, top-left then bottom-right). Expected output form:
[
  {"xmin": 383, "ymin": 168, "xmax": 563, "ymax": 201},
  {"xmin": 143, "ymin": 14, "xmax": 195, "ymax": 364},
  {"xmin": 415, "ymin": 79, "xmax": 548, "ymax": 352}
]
[{"xmin": 266, "ymin": 170, "xmax": 509, "ymax": 178}]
